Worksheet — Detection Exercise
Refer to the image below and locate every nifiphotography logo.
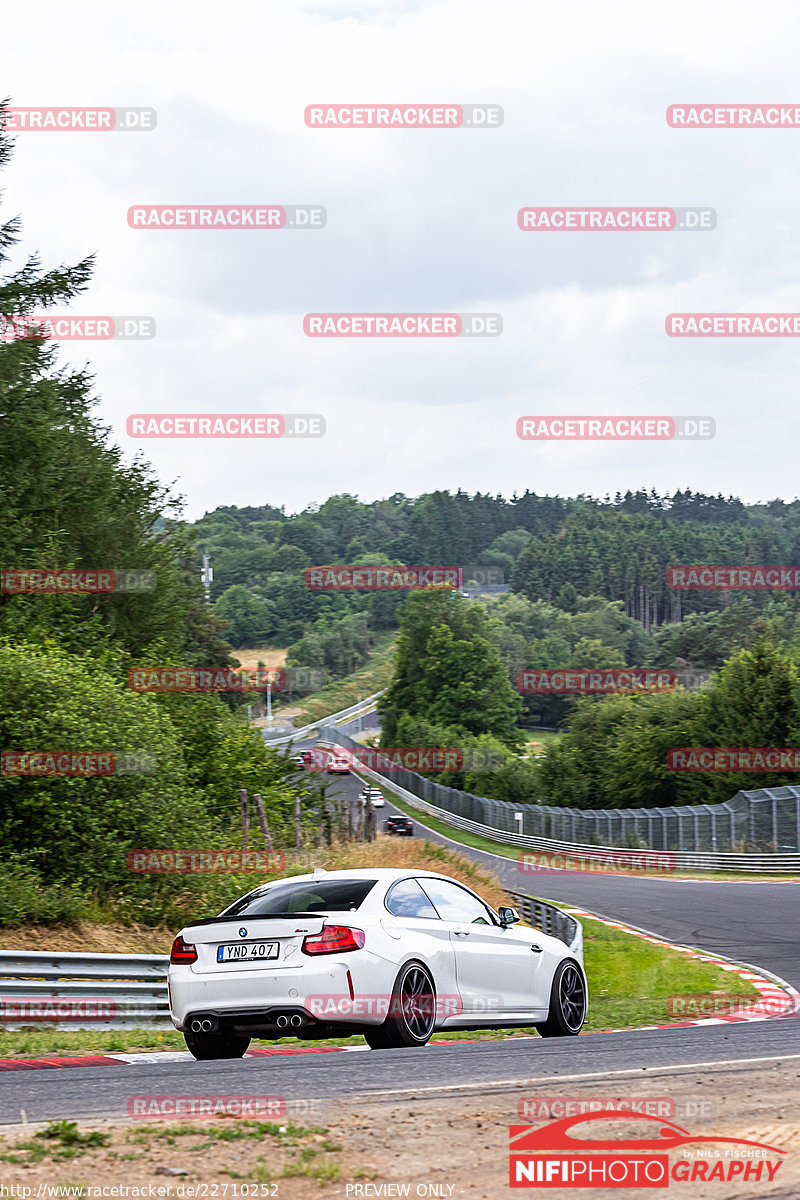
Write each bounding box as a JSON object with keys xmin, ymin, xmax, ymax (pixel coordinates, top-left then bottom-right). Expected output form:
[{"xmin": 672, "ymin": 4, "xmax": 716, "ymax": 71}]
[{"xmin": 508, "ymin": 1110, "xmax": 785, "ymax": 1187}]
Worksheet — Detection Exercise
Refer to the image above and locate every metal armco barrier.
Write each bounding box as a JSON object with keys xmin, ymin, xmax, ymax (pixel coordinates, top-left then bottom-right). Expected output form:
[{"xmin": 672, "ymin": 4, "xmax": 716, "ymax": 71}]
[
  {"xmin": 507, "ymin": 893, "xmax": 580, "ymax": 951},
  {"xmin": 0, "ymin": 951, "xmax": 170, "ymax": 1030},
  {"xmin": 262, "ymin": 690, "xmax": 384, "ymax": 746},
  {"xmin": 322, "ymin": 732, "xmax": 800, "ymax": 870}
]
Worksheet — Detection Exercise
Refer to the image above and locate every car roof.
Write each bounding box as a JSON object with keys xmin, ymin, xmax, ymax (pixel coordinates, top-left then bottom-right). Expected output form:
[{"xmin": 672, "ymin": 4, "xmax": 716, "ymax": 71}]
[{"xmin": 262, "ymin": 867, "xmax": 450, "ymax": 884}]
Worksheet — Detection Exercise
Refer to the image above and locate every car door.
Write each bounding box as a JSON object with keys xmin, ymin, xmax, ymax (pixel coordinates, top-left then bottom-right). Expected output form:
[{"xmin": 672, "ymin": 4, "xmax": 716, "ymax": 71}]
[
  {"xmin": 417, "ymin": 878, "xmax": 546, "ymax": 1016},
  {"xmin": 383, "ymin": 878, "xmax": 459, "ymax": 1018}
]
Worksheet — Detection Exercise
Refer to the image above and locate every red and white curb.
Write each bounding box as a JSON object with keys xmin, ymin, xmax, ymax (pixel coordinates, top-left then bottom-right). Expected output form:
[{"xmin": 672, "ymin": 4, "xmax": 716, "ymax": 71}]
[
  {"xmin": 567, "ymin": 907, "xmax": 799, "ymax": 1030},
  {"xmin": 1, "ymin": 913, "xmax": 795, "ymax": 1073}
]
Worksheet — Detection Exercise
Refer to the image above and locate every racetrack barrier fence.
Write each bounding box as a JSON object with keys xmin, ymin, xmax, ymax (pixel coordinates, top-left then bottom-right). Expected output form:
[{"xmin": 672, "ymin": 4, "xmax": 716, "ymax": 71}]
[{"xmin": 321, "ymin": 731, "xmax": 800, "ymax": 870}]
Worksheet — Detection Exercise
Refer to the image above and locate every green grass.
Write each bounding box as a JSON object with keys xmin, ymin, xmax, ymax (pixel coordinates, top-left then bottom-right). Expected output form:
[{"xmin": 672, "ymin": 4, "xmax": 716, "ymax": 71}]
[
  {"xmin": 0, "ymin": 1120, "xmax": 111, "ymax": 1164},
  {"xmin": 522, "ymin": 729, "xmax": 561, "ymax": 754},
  {"xmin": 274, "ymin": 633, "xmax": 395, "ymax": 724},
  {"xmin": 0, "ymin": 1120, "xmax": 339, "ymax": 1180}
]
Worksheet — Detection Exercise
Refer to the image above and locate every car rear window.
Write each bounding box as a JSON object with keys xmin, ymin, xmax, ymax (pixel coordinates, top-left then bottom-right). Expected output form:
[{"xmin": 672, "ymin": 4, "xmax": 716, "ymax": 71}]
[{"xmin": 221, "ymin": 879, "xmax": 378, "ymax": 917}]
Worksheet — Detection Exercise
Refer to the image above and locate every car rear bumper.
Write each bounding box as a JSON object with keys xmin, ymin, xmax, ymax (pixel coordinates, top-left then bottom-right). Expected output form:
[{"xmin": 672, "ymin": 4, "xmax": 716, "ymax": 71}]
[{"xmin": 169, "ymin": 952, "xmax": 396, "ymax": 1032}]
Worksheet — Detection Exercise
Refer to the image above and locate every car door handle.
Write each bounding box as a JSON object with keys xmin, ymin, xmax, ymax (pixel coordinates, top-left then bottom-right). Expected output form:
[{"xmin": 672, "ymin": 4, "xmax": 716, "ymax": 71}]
[
  {"xmin": 530, "ymin": 944, "xmax": 543, "ymax": 952},
  {"xmin": 453, "ymin": 930, "xmax": 470, "ymax": 937}
]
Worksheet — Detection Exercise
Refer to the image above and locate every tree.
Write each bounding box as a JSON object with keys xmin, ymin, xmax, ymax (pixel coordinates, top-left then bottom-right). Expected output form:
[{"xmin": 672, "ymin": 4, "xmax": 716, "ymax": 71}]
[{"xmin": 380, "ymin": 590, "xmax": 523, "ymax": 749}]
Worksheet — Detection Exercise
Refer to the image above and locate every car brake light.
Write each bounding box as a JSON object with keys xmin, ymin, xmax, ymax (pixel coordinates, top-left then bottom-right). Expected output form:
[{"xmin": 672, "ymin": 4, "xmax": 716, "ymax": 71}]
[
  {"xmin": 170, "ymin": 934, "xmax": 197, "ymax": 963},
  {"xmin": 301, "ymin": 925, "xmax": 365, "ymax": 955}
]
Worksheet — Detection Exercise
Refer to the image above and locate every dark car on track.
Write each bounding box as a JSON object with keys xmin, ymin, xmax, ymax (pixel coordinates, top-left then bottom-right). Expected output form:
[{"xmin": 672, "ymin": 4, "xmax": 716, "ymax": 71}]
[{"xmin": 384, "ymin": 815, "xmax": 414, "ymax": 836}]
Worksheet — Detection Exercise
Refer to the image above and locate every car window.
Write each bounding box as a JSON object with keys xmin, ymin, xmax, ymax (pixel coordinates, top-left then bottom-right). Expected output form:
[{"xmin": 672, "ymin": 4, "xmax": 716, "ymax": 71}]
[
  {"xmin": 385, "ymin": 878, "xmax": 440, "ymax": 920},
  {"xmin": 222, "ymin": 879, "xmax": 377, "ymax": 916},
  {"xmin": 418, "ymin": 878, "xmax": 495, "ymax": 925}
]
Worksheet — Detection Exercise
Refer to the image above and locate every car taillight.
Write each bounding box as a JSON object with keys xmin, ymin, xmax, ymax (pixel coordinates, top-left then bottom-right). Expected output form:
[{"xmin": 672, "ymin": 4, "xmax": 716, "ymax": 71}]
[
  {"xmin": 170, "ymin": 934, "xmax": 197, "ymax": 963},
  {"xmin": 301, "ymin": 925, "xmax": 365, "ymax": 955}
]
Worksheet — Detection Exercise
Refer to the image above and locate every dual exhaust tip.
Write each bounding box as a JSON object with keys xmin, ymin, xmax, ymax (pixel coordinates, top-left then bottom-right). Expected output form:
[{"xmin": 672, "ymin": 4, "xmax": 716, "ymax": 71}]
[
  {"xmin": 190, "ymin": 1013, "xmax": 304, "ymax": 1033},
  {"xmin": 276, "ymin": 1013, "xmax": 304, "ymax": 1029}
]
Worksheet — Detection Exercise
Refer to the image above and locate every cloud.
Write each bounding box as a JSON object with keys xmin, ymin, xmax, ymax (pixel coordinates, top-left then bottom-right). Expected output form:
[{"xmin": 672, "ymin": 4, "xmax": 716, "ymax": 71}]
[{"xmin": 2, "ymin": 0, "xmax": 799, "ymax": 516}]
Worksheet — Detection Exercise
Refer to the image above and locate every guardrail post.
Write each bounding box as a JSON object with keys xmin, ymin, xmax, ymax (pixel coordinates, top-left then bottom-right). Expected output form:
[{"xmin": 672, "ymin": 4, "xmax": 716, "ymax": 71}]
[
  {"xmin": 294, "ymin": 794, "xmax": 302, "ymax": 850},
  {"xmin": 253, "ymin": 793, "xmax": 273, "ymax": 851}
]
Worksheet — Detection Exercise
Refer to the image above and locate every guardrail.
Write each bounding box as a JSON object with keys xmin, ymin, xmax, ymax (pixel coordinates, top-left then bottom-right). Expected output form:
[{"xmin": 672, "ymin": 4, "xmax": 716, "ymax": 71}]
[
  {"xmin": 261, "ymin": 691, "xmax": 384, "ymax": 747},
  {"xmin": 322, "ymin": 732, "xmax": 800, "ymax": 870},
  {"xmin": 0, "ymin": 951, "xmax": 171, "ymax": 1030},
  {"xmin": 506, "ymin": 894, "xmax": 580, "ymax": 953}
]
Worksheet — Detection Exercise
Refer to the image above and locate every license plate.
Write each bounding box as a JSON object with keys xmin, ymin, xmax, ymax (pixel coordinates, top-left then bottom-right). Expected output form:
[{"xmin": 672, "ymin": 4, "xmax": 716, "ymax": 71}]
[{"xmin": 217, "ymin": 941, "xmax": 279, "ymax": 963}]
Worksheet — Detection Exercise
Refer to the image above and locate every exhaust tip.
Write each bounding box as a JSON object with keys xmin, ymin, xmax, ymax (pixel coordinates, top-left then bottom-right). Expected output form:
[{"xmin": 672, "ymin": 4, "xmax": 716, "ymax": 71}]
[
  {"xmin": 276, "ymin": 1014, "xmax": 289, "ymax": 1028},
  {"xmin": 201, "ymin": 1019, "xmax": 213, "ymax": 1032},
  {"xmin": 190, "ymin": 1019, "xmax": 202, "ymax": 1033},
  {"xmin": 290, "ymin": 1014, "xmax": 303, "ymax": 1027}
]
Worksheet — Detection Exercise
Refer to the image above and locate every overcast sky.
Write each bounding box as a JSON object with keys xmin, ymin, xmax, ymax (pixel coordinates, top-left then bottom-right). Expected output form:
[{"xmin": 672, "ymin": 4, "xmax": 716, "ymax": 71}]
[{"xmin": 2, "ymin": 0, "xmax": 799, "ymax": 520}]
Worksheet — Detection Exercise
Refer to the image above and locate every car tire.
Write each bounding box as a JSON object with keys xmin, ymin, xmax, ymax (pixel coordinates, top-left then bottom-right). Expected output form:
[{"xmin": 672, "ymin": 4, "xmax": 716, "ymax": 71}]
[
  {"xmin": 535, "ymin": 960, "xmax": 586, "ymax": 1038},
  {"xmin": 183, "ymin": 1029, "xmax": 252, "ymax": 1060},
  {"xmin": 364, "ymin": 961, "xmax": 436, "ymax": 1049}
]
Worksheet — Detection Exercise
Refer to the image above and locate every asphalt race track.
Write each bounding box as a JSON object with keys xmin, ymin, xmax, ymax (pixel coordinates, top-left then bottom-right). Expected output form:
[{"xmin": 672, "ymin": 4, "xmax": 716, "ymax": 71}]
[
  {"xmin": 1, "ymin": 1021, "xmax": 798, "ymax": 1125},
  {"xmin": 0, "ymin": 717, "xmax": 796, "ymax": 1125}
]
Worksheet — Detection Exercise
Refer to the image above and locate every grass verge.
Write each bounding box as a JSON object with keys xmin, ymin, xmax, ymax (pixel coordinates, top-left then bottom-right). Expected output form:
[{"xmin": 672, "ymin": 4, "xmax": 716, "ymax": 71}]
[
  {"xmin": 0, "ymin": 1118, "xmax": 343, "ymax": 1186},
  {"xmin": 274, "ymin": 634, "xmax": 396, "ymax": 725}
]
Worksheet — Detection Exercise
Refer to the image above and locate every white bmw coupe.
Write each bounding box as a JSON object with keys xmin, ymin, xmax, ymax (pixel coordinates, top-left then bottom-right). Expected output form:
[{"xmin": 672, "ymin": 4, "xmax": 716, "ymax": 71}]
[{"xmin": 168, "ymin": 867, "xmax": 587, "ymax": 1060}]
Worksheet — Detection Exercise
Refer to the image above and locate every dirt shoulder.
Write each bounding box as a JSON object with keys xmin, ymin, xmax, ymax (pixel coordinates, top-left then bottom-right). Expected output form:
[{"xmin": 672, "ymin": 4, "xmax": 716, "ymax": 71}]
[{"xmin": 0, "ymin": 1059, "xmax": 798, "ymax": 1197}]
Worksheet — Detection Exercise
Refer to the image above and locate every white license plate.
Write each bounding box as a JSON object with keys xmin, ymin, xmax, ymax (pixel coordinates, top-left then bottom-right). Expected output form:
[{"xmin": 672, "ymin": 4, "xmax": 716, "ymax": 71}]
[{"xmin": 217, "ymin": 941, "xmax": 279, "ymax": 963}]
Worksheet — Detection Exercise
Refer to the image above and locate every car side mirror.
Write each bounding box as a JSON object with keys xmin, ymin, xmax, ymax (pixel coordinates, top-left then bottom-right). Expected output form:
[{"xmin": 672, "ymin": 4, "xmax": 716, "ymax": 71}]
[{"xmin": 498, "ymin": 906, "xmax": 521, "ymax": 927}]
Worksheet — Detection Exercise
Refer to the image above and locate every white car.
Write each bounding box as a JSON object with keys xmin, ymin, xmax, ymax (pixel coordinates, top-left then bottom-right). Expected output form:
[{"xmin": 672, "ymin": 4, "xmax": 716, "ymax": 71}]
[
  {"xmin": 326, "ymin": 755, "xmax": 351, "ymax": 775},
  {"xmin": 359, "ymin": 787, "xmax": 385, "ymax": 808},
  {"xmin": 168, "ymin": 867, "xmax": 587, "ymax": 1060}
]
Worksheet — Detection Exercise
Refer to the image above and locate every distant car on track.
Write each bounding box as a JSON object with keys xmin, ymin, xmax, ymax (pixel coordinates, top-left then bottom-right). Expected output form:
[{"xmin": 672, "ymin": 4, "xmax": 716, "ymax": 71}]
[
  {"xmin": 326, "ymin": 755, "xmax": 351, "ymax": 775},
  {"xmin": 168, "ymin": 867, "xmax": 587, "ymax": 1060},
  {"xmin": 384, "ymin": 815, "xmax": 414, "ymax": 836},
  {"xmin": 359, "ymin": 786, "xmax": 385, "ymax": 808}
]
